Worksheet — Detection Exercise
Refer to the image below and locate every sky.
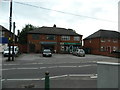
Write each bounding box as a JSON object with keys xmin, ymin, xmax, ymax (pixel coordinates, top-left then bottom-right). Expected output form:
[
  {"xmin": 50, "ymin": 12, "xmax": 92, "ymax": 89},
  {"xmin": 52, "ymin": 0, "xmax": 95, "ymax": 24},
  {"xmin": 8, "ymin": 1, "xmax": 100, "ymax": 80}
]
[{"xmin": 0, "ymin": 0, "xmax": 119, "ymax": 38}]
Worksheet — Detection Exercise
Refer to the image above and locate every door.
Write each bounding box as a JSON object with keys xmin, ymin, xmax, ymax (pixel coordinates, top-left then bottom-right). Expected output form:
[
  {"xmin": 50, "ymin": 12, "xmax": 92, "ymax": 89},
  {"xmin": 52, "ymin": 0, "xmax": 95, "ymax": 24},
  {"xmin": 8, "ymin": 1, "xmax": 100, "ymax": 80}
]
[{"xmin": 29, "ymin": 44, "xmax": 35, "ymax": 53}]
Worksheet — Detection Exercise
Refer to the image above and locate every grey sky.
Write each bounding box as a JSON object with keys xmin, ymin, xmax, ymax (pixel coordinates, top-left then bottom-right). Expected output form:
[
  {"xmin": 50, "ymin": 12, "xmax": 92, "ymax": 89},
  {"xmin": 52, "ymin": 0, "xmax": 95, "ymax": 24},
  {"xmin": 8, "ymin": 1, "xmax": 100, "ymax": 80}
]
[{"xmin": 0, "ymin": 0, "xmax": 119, "ymax": 38}]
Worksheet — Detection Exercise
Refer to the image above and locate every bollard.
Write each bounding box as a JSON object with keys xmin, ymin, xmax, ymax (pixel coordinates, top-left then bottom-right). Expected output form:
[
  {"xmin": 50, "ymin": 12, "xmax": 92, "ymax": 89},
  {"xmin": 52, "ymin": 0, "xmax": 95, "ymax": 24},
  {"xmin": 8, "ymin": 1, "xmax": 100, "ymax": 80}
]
[{"xmin": 45, "ymin": 71, "xmax": 50, "ymax": 90}]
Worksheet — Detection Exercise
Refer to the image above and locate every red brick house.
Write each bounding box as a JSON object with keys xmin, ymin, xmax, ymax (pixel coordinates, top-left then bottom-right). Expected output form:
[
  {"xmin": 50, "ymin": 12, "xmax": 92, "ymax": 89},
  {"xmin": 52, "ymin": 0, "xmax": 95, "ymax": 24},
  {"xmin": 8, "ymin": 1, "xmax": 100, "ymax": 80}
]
[
  {"xmin": 83, "ymin": 29, "xmax": 120, "ymax": 57},
  {"xmin": 0, "ymin": 25, "xmax": 18, "ymax": 52},
  {"xmin": 27, "ymin": 26, "xmax": 82, "ymax": 53},
  {"xmin": 0, "ymin": 25, "xmax": 18, "ymax": 44}
]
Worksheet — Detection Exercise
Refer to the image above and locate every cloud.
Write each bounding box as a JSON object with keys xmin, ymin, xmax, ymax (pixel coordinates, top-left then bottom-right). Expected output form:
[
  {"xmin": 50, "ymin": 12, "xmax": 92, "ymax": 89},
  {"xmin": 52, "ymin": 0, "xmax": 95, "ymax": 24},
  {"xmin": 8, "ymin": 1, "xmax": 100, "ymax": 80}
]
[{"xmin": 0, "ymin": 0, "xmax": 119, "ymax": 37}]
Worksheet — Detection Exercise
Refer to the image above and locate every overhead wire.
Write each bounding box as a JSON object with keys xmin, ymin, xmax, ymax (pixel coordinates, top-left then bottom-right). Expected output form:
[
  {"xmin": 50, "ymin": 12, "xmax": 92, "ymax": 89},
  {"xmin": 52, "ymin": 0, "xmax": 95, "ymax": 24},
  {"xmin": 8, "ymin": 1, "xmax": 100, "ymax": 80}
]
[{"xmin": 13, "ymin": 1, "xmax": 117, "ymax": 23}]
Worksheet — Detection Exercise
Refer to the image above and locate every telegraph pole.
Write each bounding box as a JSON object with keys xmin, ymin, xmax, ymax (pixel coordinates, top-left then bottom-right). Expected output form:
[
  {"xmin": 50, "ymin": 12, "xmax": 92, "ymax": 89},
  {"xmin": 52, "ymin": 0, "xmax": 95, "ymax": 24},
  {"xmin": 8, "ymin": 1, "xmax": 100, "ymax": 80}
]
[
  {"xmin": 8, "ymin": 0, "xmax": 12, "ymax": 61},
  {"xmin": 12, "ymin": 22, "xmax": 15, "ymax": 61}
]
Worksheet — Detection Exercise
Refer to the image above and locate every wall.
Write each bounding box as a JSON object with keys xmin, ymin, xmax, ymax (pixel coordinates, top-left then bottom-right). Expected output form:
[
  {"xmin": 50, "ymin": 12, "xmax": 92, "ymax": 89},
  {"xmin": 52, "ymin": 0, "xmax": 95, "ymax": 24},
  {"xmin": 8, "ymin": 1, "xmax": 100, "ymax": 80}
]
[
  {"xmin": 97, "ymin": 62, "xmax": 119, "ymax": 88},
  {"xmin": 84, "ymin": 38, "xmax": 100, "ymax": 54}
]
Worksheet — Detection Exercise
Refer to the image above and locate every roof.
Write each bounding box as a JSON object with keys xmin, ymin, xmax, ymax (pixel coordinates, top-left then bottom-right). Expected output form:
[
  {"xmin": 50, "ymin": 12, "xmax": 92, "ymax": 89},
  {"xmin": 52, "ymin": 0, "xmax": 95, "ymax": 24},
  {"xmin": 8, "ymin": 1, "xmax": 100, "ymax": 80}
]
[
  {"xmin": 0, "ymin": 25, "xmax": 18, "ymax": 37},
  {"xmin": 0, "ymin": 25, "xmax": 8, "ymax": 31},
  {"xmin": 84, "ymin": 29, "xmax": 120, "ymax": 40},
  {"xmin": 28, "ymin": 26, "xmax": 82, "ymax": 36}
]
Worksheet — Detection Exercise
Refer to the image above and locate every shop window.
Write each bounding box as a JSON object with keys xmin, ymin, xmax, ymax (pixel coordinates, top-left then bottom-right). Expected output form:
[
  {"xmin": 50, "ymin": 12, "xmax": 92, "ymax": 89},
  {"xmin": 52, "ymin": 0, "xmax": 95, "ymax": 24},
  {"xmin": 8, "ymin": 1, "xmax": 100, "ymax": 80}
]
[
  {"xmin": 61, "ymin": 46, "xmax": 64, "ymax": 51},
  {"xmin": 61, "ymin": 36, "xmax": 70, "ymax": 41},
  {"xmin": 32, "ymin": 34, "xmax": 39, "ymax": 40},
  {"xmin": 46, "ymin": 35, "xmax": 55, "ymax": 40},
  {"xmin": 74, "ymin": 36, "xmax": 80, "ymax": 41}
]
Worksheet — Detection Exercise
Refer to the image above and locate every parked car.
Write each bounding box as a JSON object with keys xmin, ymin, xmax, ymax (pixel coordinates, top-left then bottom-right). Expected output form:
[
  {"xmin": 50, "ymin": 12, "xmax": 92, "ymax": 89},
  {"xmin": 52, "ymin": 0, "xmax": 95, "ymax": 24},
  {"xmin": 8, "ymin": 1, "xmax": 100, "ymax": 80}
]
[
  {"xmin": 42, "ymin": 49, "xmax": 52, "ymax": 57},
  {"xmin": 72, "ymin": 49, "xmax": 85, "ymax": 57},
  {"xmin": 3, "ymin": 46, "xmax": 19, "ymax": 57}
]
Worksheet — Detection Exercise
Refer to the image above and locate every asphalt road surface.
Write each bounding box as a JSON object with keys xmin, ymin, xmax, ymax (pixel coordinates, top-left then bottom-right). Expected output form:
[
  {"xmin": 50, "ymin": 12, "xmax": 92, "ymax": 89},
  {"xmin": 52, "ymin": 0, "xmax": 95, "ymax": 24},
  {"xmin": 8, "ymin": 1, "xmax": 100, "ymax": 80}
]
[{"xmin": 1, "ymin": 54, "xmax": 117, "ymax": 88}]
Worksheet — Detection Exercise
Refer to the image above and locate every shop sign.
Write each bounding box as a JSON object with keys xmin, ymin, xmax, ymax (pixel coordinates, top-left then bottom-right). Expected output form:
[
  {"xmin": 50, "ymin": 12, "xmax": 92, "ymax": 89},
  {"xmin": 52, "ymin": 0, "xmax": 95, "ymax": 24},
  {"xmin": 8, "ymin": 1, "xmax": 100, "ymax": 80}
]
[
  {"xmin": 40, "ymin": 42, "xmax": 57, "ymax": 45},
  {"xmin": 64, "ymin": 42, "xmax": 81, "ymax": 45},
  {"xmin": 0, "ymin": 37, "xmax": 8, "ymax": 44}
]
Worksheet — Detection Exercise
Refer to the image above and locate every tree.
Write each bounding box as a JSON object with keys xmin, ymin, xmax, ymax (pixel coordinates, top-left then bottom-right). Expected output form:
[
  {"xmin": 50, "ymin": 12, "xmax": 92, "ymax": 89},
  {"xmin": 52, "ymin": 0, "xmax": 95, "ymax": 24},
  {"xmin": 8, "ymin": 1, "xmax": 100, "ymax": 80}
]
[{"xmin": 18, "ymin": 24, "xmax": 36, "ymax": 44}]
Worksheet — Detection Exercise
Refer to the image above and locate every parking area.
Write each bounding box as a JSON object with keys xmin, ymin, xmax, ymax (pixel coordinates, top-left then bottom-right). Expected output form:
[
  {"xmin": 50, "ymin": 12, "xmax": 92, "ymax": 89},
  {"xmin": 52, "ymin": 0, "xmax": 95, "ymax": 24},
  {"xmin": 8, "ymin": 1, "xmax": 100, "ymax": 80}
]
[{"xmin": 2, "ymin": 53, "xmax": 118, "ymax": 65}]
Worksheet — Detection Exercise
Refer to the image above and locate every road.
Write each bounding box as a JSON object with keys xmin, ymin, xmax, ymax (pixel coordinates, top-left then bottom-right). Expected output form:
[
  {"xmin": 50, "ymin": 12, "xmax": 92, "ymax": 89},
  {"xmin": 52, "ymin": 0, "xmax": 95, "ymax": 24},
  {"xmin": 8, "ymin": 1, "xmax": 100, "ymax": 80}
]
[{"xmin": 1, "ymin": 54, "xmax": 117, "ymax": 88}]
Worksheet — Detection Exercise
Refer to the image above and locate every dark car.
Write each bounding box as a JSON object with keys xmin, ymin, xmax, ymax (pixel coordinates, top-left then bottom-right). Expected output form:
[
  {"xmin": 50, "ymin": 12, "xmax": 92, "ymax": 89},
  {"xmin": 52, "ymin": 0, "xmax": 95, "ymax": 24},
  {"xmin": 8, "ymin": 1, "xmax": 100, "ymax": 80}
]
[{"xmin": 42, "ymin": 49, "xmax": 52, "ymax": 57}]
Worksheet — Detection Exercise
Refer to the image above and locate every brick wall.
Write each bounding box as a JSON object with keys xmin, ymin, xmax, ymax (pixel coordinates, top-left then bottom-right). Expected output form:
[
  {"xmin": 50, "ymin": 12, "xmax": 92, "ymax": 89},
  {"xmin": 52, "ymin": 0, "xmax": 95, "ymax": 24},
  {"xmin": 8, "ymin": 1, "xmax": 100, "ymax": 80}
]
[
  {"xmin": 84, "ymin": 38, "xmax": 120, "ymax": 57},
  {"xmin": 27, "ymin": 34, "xmax": 82, "ymax": 53}
]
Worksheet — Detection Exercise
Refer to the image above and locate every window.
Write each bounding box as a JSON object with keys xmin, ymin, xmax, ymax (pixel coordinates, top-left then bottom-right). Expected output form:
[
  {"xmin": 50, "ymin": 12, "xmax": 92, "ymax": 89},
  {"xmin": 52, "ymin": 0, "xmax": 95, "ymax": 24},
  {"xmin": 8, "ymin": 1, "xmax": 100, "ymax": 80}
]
[
  {"xmin": 46, "ymin": 35, "xmax": 55, "ymax": 40},
  {"xmin": 32, "ymin": 34, "xmax": 39, "ymax": 40},
  {"xmin": 0, "ymin": 31, "xmax": 4, "ymax": 37},
  {"xmin": 113, "ymin": 46, "xmax": 117, "ymax": 51},
  {"xmin": 89, "ymin": 40, "xmax": 91, "ymax": 43},
  {"xmin": 113, "ymin": 39, "xmax": 118, "ymax": 43},
  {"xmin": 100, "ymin": 46, "xmax": 106, "ymax": 51},
  {"xmin": 101, "ymin": 39, "xmax": 105, "ymax": 42},
  {"xmin": 61, "ymin": 36, "xmax": 70, "ymax": 41},
  {"xmin": 108, "ymin": 39, "xmax": 111, "ymax": 42},
  {"xmin": 74, "ymin": 36, "xmax": 80, "ymax": 41}
]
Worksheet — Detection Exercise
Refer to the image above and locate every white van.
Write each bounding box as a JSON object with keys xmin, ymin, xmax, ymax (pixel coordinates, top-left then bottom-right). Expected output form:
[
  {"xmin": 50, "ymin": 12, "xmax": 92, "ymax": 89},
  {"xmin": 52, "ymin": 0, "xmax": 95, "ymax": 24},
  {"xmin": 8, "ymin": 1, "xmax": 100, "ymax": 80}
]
[{"xmin": 3, "ymin": 46, "xmax": 19, "ymax": 57}]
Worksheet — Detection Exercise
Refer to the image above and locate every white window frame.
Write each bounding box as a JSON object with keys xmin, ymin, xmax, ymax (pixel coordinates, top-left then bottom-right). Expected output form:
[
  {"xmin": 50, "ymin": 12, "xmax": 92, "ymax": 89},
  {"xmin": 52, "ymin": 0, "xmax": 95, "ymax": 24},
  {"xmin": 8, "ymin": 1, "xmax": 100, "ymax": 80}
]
[
  {"xmin": 74, "ymin": 36, "xmax": 80, "ymax": 41},
  {"xmin": 101, "ymin": 39, "xmax": 106, "ymax": 42},
  {"xmin": 100, "ymin": 46, "xmax": 106, "ymax": 51},
  {"xmin": 113, "ymin": 39, "xmax": 118, "ymax": 43},
  {"xmin": 61, "ymin": 36, "xmax": 70, "ymax": 41},
  {"xmin": 113, "ymin": 46, "xmax": 118, "ymax": 51}
]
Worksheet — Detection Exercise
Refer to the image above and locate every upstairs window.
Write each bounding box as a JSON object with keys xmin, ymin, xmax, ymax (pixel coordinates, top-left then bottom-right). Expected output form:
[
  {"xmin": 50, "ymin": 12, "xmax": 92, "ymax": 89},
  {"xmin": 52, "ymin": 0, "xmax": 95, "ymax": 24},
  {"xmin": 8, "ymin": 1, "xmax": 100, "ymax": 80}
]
[
  {"xmin": 74, "ymin": 36, "xmax": 80, "ymax": 41},
  {"xmin": 0, "ymin": 31, "xmax": 4, "ymax": 37},
  {"xmin": 32, "ymin": 34, "xmax": 39, "ymax": 40},
  {"xmin": 101, "ymin": 39, "xmax": 105, "ymax": 42},
  {"xmin": 61, "ymin": 36, "xmax": 70, "ymax": 41},
  {"xmin": 46, "ymin": 35, "xmax": 55, "ymax": 40},
  {"xmin": 89, "ymin": 40, "xmax": 91, "ymax": 43},
  {"xmin": 113, "ymin": 39, "xmax": 118, "ymax": 43},
  {"xmin": 108, "ymin": 39, "xmax": 111, "ymax": 42}
]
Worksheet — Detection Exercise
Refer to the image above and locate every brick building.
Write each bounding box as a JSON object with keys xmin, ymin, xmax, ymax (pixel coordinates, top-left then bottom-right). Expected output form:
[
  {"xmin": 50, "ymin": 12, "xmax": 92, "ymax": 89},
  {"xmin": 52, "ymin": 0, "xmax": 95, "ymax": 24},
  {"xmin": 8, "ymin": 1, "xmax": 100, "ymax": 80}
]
[
  {"xmin": 0, "ymin": 25, "xmax": 18, "ymax": 52},
  {"xmin": 83, "ymin": 29, "xmax": 120, "ymax": 57},
  {"xmin": 27, "ymin": 26, "xmax": 82, "ymax": 53},
  {"xmin": 0, "ymin": 25, "xmax": 18, "ymax": 43}
]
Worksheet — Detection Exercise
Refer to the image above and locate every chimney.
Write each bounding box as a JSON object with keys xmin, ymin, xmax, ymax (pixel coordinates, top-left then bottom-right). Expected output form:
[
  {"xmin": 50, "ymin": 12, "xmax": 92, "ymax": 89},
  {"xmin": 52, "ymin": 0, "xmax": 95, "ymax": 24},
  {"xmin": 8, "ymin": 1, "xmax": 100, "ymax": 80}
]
[
  {"xmin": 53, "ymin": 24, "xmax": 56, "ymax": 28},
  {"xmin": 17, "ymin": 30, "xmax": 20, "ymax": 36}
]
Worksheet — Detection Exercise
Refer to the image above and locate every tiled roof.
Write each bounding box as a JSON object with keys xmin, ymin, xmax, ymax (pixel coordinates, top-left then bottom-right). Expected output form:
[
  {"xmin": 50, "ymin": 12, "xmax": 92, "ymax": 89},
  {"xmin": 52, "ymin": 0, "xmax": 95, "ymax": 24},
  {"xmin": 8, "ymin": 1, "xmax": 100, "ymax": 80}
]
[
  {"xmin": 28, "ymin": 26, "xmax": 82, "ymax": 36},
  {"xmin": 0, "ymin": 25, "xmax": 8, "ymax": 31},
  {"xmin": 84, "ymin": 29, "xmax": 120, "ymax": 40}
]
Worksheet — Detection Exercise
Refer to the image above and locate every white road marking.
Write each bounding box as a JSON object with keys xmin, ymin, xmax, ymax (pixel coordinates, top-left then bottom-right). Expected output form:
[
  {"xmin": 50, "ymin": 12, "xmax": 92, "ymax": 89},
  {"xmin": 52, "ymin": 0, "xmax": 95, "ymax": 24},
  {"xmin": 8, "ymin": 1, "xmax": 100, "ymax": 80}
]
[
  {"xmin": 2, "ymin": 64, "xmax": 96, "ymax": 71},
  {"xmin": 49, "ymin": 75, "xmax": 68, "ymax": 79},
  {"xmin": 69, "ymin": 74, "xmax": 93, "ymax": 77},
  {"xmin": 58, "ymin": 66, "xmax": 77, "ymax": 68},
  {"xmin": 39, "ymin": 67, "xmax": 47, "ymax": 69},
  {"xmin": 90, "ymin": 74, "xmax": 97, "ymax": 79},
  {"xmin": 2, "ymin": 74, "xmax": 97, "ymax": 82},
  {"xmin": 3, "ymin": 61, "xmax": 97, "ymax": 66},
  {"xmin": 4, "ymin": 78, "xmax": 41, "ymax": 81},
  {"xmin": 47, "ymin": 66, "xmax": 58, "ymax": 68}
]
